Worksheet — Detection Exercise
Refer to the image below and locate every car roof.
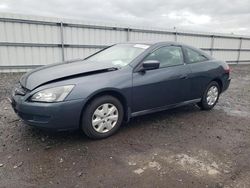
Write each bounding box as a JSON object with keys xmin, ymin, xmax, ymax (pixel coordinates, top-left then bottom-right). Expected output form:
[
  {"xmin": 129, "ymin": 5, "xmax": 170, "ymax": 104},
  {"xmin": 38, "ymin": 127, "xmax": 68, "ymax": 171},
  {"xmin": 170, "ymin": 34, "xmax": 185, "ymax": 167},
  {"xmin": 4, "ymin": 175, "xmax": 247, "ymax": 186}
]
[
  {"xmin": 120, "ymin": 41, "xmax": 182, "ymax": 46},
  {"xmin": 118, "ymin": 41, "xmax": 213, "ymax": 60},
  {"xmin": 118, "ymin": 41, "xmax": 202, "ymax": 49}
]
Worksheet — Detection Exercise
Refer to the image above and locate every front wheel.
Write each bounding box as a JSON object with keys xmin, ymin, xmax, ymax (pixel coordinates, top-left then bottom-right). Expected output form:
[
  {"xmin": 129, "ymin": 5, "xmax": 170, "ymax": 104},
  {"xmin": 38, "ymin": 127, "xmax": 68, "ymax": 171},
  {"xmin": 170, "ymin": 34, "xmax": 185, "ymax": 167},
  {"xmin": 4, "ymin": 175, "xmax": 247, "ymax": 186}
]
[
  {"xmin": 197, "ymin": 81, "xmax": 220, "ymax": 110},
  {"xmin": 81, "ymin": 95, "xmax": 124, "ymax": 139}
]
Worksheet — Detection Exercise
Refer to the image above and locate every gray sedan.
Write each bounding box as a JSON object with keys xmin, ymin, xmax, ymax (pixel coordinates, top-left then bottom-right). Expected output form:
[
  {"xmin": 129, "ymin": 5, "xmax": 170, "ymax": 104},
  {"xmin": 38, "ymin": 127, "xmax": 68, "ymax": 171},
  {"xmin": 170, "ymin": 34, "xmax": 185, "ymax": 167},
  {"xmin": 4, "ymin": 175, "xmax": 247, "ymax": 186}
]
[{"xmin": 10, "ymin": 42, "xmax": 231, "ymax": 139}]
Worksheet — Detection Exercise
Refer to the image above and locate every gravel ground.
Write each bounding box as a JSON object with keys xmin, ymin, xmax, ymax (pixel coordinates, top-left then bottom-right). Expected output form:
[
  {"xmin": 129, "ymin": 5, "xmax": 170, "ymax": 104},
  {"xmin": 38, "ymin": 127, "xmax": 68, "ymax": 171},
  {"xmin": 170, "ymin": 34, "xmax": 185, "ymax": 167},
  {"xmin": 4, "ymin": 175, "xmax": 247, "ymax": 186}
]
[{"xmin": 0, "ymin": 65, "xmax": 250, "ymax": 188}]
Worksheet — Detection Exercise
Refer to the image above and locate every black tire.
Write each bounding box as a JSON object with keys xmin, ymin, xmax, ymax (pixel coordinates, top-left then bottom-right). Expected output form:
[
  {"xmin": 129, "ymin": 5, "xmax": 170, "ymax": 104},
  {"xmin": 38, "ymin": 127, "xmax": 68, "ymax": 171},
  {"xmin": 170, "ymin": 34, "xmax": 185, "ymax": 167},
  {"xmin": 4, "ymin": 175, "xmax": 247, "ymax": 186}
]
[
  {"xmin": 81, "ymin": 95, "xmax": 124, "ymax": 139},
  {"xmin": 197, "ymin": 81, "xmax": 220, "ymax": 110}
]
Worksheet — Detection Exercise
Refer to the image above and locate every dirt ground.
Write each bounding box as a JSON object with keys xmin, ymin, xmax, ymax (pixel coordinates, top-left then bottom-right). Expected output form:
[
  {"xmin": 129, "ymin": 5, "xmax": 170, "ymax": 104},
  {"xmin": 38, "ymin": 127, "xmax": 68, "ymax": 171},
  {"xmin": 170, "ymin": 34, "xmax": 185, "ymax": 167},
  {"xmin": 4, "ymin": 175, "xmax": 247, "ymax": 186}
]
[{"xmin": 0, "ymin": 65, "xmax": 250, "ymax": 188}]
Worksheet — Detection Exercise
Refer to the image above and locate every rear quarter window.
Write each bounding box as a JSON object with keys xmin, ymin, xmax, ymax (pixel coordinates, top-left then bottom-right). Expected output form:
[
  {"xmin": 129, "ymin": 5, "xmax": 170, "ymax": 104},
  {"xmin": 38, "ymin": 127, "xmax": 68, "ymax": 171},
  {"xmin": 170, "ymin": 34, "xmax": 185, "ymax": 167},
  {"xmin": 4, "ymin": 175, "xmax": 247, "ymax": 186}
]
[{"xmin": 185, "ymin": 47, "xmax": 209, "ymax": 64}]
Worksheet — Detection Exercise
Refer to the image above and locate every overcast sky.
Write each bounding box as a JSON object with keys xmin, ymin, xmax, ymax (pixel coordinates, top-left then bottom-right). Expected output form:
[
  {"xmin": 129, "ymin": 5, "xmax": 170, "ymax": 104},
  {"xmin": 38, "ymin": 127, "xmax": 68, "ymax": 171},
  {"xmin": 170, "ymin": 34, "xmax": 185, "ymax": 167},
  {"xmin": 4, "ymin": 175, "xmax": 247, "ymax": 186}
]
[{"xmin": 0, "ymin": 0, "xmax": 250, "ymax": 35}]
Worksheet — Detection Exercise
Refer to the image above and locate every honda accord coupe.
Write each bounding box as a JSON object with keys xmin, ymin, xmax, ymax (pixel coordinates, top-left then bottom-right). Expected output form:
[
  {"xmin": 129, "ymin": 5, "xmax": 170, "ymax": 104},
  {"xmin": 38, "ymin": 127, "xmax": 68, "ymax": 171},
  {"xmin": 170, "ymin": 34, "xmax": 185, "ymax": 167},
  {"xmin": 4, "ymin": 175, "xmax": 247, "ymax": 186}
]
[{"xmin": 10, "ymin": 42, "xmax": 231, "ymax": 139}]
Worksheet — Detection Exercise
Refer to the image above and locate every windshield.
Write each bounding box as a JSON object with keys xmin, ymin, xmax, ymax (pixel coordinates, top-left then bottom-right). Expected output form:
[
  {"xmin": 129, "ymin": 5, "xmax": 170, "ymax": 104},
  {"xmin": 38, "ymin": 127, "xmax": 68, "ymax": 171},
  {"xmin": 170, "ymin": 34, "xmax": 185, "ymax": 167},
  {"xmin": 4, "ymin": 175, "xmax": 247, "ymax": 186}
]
[{"xmin": 86, "ymin": 44, "xmax": 149, "ymax": 67}]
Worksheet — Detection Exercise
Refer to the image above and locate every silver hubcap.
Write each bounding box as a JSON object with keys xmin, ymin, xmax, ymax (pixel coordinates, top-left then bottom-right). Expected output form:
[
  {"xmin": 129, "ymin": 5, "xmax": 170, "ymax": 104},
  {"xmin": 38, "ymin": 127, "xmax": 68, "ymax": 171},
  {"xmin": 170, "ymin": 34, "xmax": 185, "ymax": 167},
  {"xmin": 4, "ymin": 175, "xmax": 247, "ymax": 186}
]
[
  {"xmin": 206, "ymin": 86, "xmax": 219, "ymax": 106},
  {"xmin": 92, "ymin": 103, "xmax": 119, "ymax": 133}
]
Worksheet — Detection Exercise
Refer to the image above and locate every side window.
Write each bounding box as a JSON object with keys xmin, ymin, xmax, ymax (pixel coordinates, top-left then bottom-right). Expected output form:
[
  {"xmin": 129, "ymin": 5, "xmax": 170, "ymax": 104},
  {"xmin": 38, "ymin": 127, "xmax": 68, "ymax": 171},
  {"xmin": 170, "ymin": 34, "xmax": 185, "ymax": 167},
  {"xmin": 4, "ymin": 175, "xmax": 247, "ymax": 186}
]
[
  {"xmin": 144, "ymin": 46, "xmax": 184, "ymax": 68},
  {"xmin": 185, "ymin": 47, "xmax": 208, "ymax": 63}
]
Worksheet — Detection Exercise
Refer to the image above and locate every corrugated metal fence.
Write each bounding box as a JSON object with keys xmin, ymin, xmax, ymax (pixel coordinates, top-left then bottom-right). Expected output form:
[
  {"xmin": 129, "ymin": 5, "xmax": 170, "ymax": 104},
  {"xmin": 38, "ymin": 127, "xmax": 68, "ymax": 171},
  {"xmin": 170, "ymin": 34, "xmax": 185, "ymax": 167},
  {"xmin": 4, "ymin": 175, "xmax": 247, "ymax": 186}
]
[{"xmin": 0, "ymin": 13, "xmax": 250, "ymax": 72}]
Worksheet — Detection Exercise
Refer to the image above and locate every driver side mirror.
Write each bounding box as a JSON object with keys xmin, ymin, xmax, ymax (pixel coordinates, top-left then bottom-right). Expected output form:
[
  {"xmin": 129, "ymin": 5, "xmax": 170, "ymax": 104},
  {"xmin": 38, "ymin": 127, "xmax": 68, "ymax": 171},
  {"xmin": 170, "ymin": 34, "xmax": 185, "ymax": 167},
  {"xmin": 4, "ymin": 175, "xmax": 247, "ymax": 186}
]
[{"xmin": 139, "ymin": 60, "xmax": 160, "ymax": 72}]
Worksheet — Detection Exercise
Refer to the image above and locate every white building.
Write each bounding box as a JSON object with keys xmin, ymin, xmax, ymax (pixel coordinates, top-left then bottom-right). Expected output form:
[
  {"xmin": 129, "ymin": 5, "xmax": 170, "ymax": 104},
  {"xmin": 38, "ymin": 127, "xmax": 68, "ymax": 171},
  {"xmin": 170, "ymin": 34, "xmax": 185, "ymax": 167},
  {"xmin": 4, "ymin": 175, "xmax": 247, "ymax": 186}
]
[{"xmin": 0, "ymin": 13, "xmax": 250, "ymax": 72}]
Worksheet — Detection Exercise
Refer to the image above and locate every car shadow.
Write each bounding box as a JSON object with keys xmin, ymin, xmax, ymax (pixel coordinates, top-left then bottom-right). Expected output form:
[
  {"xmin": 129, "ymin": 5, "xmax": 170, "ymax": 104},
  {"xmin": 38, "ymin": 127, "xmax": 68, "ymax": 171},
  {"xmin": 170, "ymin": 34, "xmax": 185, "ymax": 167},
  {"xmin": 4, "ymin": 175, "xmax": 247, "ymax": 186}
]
[{"xmin": 128, "ymin": 104, "xmax": 200, "ymax": 125}]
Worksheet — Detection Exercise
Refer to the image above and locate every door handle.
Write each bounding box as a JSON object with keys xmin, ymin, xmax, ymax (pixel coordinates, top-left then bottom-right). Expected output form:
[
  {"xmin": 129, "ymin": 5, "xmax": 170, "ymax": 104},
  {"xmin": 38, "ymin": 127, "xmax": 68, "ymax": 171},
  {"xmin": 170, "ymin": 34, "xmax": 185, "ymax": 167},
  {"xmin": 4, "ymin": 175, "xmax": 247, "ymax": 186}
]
[{"xmin": 179, "ymin": 74, "xmax": 188, "ymax": 79}]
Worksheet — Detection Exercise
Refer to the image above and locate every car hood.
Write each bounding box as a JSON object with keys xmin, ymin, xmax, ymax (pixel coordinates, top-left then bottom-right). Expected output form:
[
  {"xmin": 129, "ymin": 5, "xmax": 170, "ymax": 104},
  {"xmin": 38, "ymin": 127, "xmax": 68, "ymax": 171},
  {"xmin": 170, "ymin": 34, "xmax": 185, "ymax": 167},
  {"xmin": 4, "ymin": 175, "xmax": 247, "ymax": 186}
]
[{"xmin": 20, "ymin": 59, "xmax": 119, "ymax": 90}]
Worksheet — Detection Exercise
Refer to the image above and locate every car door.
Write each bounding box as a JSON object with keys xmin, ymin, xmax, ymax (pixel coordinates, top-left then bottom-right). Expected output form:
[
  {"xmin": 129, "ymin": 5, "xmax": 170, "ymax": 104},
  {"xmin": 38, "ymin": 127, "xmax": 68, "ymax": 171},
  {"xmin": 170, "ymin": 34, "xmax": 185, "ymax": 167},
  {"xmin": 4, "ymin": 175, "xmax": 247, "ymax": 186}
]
[
  {"xmin": 183, "ymin": 47, "xmax": 213, "ymax": 99},
  {"xmin": 132, "ymin": 45, "xmax": 192, "ymax": 113}
]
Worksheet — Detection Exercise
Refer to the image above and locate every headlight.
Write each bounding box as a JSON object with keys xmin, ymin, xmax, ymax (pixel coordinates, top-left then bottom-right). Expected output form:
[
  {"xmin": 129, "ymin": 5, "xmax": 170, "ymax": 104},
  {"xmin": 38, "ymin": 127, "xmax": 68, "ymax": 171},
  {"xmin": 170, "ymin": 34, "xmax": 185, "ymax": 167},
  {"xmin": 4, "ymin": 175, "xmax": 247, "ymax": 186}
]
[{"xmin": 30, "ymin": 85, "xmax": 74, "ymax": 102}]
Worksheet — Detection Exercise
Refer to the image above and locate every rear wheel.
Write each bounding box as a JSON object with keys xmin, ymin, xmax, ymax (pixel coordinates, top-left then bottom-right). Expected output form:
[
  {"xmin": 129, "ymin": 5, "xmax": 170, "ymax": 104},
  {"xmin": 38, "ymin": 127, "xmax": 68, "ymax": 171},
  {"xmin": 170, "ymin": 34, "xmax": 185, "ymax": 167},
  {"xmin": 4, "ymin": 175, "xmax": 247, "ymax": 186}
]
[
  {"xmin": 197, "ymin": 81, "xmax": 220, "ymax": 110},
  {"xmin": 81, "ymin": 95, "xmax": 124, "ymax": 139}
]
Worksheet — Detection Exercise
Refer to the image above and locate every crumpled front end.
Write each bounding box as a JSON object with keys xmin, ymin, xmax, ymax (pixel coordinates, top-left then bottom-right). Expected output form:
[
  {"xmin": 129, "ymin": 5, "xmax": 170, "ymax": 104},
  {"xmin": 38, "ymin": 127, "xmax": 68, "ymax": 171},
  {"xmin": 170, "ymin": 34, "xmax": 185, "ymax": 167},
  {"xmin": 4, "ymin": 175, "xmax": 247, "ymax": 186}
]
[{"xmin": 10, "ymin": 83, "xmax": 85, "ymax": 131}]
